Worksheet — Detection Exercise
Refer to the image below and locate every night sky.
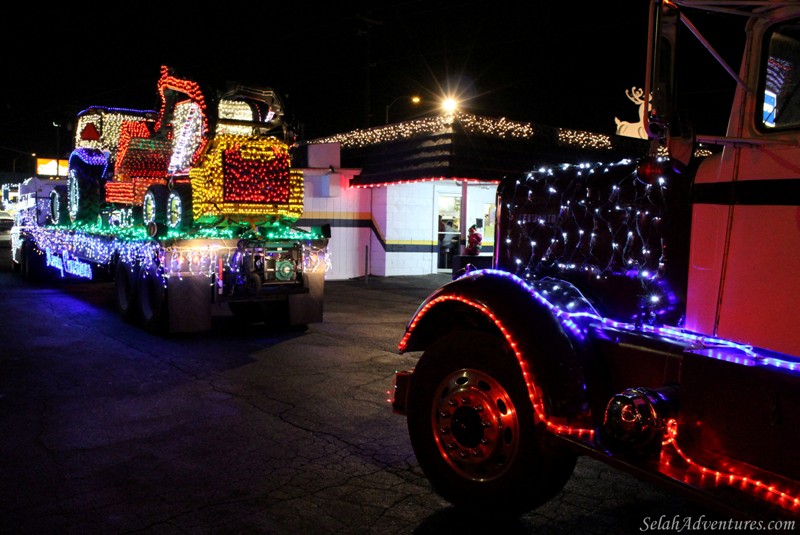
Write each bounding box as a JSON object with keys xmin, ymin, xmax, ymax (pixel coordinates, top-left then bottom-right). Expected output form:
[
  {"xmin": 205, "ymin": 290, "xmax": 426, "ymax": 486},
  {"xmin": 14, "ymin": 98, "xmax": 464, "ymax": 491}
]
[{"xmin": 0, "ymin": 1, "xmax": 744, "ymax": 171}]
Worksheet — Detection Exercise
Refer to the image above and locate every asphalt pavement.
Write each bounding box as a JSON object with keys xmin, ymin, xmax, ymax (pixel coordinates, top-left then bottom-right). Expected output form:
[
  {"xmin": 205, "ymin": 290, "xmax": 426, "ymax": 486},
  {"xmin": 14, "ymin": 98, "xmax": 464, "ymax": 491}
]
[{"xmin": 0, "ymin": 247, "xmax": 725, "ymax": 534}]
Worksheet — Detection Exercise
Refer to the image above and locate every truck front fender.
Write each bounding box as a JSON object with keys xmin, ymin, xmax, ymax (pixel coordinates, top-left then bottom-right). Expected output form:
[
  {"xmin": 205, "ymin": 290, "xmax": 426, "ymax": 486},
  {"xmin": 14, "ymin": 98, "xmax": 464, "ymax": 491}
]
[{"xmin": 399, "ymin": 269, "xmax": 594, "ymax": 424}]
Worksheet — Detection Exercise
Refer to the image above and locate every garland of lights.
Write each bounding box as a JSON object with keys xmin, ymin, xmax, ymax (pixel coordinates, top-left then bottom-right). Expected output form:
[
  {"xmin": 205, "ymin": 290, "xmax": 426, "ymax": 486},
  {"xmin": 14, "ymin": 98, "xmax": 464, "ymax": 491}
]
[
  {"xmin": 311, "ymin": 111, "xmax": 717, "ymax": 158},
  {"xmin": 311, "ymin": 112, "xmax": 617, "ymax": 150},
  {"xmin": 350, "ymin": 176, "xmax": 498, "ymax": 190},
  {"xmin": 661, "ymin": 418, "xmax": 800, "ymax": 512},
  {"xmin": 15, "ymin": 221, "xmax": 329, "ymax": 281},
  {"xmin": 311, "ymin": 112, "xmax": 712, "ymax": 192}
]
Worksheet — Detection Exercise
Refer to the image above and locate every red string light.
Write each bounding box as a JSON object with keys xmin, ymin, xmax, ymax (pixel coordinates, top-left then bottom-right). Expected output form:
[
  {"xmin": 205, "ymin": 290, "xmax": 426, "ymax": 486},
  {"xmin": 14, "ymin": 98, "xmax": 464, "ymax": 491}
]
[{"xmin": 400, "ymin": 294, "xmax": 800, "ymax": 513}]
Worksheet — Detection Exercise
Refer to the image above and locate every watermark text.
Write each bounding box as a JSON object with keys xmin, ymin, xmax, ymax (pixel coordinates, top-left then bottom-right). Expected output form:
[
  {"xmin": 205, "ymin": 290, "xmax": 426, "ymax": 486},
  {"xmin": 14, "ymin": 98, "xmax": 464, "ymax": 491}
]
[{"xmin": 641, "ymin": 515, "xmax": 795, "ymax": 532}]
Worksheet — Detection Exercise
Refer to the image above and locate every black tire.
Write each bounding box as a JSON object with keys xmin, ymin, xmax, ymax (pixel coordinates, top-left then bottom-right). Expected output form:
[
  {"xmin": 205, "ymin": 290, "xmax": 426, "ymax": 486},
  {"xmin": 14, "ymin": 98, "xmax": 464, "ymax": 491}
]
[
  {"xmin": 167, "ymin": 183, "xmax": 193, "ymax": 231},
  {"xmin": 49, "ymin": 185, "xmax": 69, "ymax": 225},
  {"xmin": 143, "ymin": 184, "xmax": 169, "ymax": 236},
  {"xmin": 406, "ymin": 331, "xmax": 577, "ymax": 517},
  {"xmin": 67, "ymin": 152, "xmax": 105, "ymax": 224},
  {"xmin": 21, "ymin": 239, "xmax": 46, "ymax": 282},
  {"xmin": 138, "ymin": 262, "xmax": 168, "ymax": 334},
  {"xmin": 115, "ymin": 260, "xmax": 140, "ymax": 323}
]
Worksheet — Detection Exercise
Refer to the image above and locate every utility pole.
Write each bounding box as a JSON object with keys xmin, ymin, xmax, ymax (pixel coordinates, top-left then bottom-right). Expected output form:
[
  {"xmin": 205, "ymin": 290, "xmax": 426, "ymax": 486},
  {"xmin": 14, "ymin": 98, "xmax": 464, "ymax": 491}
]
[
  {"xmin": 358, "ymin": 15, "xmax": 382, "ymax": 129},
  {"xmin": 54, "ymin": 121, "xmax": 61, "ymax": 160}
]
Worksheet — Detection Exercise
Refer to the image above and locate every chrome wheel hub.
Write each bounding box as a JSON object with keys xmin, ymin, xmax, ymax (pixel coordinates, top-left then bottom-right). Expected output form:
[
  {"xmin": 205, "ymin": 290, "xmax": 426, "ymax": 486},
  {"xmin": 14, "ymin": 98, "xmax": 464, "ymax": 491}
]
[{"xmin": 431, "ymin": 368, "xmax": 520, "ymax": 481}]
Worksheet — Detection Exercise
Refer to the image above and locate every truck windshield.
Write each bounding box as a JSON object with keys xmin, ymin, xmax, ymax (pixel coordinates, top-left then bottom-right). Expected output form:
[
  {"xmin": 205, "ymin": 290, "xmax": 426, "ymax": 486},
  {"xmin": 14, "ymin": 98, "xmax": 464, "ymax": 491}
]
[{"xmin": 760, "ymin": 19, "xmax": 800, "ymax": 130}]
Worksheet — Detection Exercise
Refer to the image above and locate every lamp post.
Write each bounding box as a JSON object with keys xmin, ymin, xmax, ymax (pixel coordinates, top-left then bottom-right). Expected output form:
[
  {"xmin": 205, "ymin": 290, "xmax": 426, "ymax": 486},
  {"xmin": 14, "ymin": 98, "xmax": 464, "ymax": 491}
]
[
  {"xmin": 385, "ymin": 95, "xmax": 421, "ymax": 124},
  {"xmin": 53, "ymin": 121, "xmax": 62, "ymax": 159}
]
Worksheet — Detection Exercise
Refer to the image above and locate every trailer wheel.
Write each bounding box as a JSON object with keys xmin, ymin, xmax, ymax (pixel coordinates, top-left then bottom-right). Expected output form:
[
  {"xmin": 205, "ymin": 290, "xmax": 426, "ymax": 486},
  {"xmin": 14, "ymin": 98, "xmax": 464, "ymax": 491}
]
[
  {"xmin": 138, "ymin": 262, "xmax": 168, "ymax": 334},
  {"xmin": 49, "ymin": 185, "xmax": 69, "ymax": 225},
  {"xmin": 115, "ymin": 260, "xmax": 140, "ymax": 324},
  {"xmin": 167, "ymin": 183, "xmax": 193, "ymax": 231},
  {"xmin": 143, "ymin": 185, "xmax": 169, "ymax": 236},
  {"xmin": 67, "ymin": 158, "xmax": 104, "ymax": 224},
  {"xmin": 406, "ymin": 331, "xmax": 577, "ymax": 517}
]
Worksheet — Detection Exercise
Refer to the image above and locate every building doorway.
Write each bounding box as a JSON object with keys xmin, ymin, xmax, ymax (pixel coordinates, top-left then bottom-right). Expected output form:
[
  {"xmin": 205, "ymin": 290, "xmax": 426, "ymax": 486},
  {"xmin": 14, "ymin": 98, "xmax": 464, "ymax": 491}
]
[{"xmin": 437, "ymin": 193, "xmax": 461, "ymax": 270}]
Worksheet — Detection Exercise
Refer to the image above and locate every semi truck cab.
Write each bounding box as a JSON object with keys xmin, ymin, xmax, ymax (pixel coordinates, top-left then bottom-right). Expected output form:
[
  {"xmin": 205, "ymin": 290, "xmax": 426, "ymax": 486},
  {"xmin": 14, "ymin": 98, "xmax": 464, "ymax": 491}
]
[{"xmin": 391, "ymin": 0, "xmax": 800, "ymax": 521}]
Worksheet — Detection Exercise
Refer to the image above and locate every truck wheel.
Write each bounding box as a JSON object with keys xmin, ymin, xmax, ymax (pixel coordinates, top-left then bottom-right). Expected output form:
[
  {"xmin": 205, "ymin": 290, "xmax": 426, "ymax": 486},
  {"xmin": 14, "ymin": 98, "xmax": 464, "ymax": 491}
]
[
  {"xmin": 167, "ymin": 184, "xmax": 193, "ymax": 231},
  {"xmin": 49, "ymin": 185, "xmax": 69, "ymax": 225},
  {"xmin": 406, "ymin": 331, "xmax": 577, "ymax": 517},
  {"xmin": 138, "ymin": 262, "xmax": 168, "ymax": 334},
  {"xmin": 143, "ymin": 185, "xmax": 169, "ymax": 236},
  {"xmin": 67, "ymin": 160, "xmax": 103, "ymax": 224},
  {"xmin": 115, "ymin": 260, "xmax": 140, "ymax": 323}
]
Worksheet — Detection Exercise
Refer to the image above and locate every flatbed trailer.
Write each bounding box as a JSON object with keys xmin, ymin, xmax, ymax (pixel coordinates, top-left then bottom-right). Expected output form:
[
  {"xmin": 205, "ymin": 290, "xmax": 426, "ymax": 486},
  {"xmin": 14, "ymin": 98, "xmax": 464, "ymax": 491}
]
[{"xmin": 11, "ymin": 66, "xmax": 330, "ymax": 334}]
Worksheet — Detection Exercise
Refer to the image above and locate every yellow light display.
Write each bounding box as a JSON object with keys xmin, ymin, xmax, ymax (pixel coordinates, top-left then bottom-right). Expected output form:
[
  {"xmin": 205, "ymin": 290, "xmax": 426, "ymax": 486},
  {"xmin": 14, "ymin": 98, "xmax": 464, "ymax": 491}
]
[{"xmin": 190, "ymin": 134, "xmax": 304, "ymax": 223}]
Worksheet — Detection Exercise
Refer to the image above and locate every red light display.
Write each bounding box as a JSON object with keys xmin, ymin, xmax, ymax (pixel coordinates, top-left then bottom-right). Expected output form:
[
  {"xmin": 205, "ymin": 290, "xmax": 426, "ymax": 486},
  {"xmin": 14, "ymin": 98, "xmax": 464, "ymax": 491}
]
[{"xmin": 222, "ymin": 146, "xmax": 291, "ymax": 204}]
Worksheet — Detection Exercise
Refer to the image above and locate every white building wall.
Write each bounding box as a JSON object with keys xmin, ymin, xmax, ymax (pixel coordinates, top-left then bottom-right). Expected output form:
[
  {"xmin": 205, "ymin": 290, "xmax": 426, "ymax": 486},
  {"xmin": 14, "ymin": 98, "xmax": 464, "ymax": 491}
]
[
  {"xmin": 298, "ymin": 143, "xmax": 499, "ymax": 280},
  {"xmin": 300, "ymin": 171, "xmax": 371, "ymax": 281},
  {"xmin": 382, "ymin": 182, "xmax": 437, "ymax": 276}
]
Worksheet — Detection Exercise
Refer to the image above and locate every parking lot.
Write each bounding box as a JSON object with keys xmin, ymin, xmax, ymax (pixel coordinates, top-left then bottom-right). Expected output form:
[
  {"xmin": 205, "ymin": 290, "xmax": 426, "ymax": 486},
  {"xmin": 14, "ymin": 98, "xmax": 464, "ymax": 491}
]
[{"xmin": 0, "ymin": 248, "xmax": 721, "ymax": 534}]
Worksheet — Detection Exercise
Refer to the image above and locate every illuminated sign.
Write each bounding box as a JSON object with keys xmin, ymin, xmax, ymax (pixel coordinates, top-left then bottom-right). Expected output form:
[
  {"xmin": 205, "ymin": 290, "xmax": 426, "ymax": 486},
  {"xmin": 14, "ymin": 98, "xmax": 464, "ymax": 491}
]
[
  {"xmin": 36, "ymin": 158, "xmax": 69, "ymax": 177},
  {"xmin": 45, "ymin": 248, "xmax": 93, "ymax": 279}
]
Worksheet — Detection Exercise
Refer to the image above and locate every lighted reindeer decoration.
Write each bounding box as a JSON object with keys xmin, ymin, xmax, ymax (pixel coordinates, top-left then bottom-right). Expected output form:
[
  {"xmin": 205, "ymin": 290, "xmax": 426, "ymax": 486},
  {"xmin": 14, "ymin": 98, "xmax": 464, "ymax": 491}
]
[{"xmin": 614, "ymin": 86, "xmax": 650, "ymax": 139}]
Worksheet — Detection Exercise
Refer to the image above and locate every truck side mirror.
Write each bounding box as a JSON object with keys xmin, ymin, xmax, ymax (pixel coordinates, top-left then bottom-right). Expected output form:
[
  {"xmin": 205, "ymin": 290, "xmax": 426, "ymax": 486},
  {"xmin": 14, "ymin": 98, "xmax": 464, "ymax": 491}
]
[{"xmin": 635, "ymin": 155, "xmax": 688, "ymax": 185}]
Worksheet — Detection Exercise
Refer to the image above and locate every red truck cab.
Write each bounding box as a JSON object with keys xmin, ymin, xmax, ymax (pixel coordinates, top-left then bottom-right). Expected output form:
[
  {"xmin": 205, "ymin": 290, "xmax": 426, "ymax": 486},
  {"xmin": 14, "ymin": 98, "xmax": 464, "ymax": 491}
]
[{"xmin": 392, "ymin": 0, "xmax": 800, "ymax": 521}]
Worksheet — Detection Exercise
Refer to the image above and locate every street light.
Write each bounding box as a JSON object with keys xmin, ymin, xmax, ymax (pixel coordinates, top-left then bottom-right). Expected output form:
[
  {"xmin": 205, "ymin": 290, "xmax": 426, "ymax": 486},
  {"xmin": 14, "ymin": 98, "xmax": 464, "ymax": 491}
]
[
  {"xmin": 385, "ymin": 95, "xmax": 421, "ymax": 124},
  {"xmin": 441, "ymin": 97, "xmax": 458, "ymax": 114}
]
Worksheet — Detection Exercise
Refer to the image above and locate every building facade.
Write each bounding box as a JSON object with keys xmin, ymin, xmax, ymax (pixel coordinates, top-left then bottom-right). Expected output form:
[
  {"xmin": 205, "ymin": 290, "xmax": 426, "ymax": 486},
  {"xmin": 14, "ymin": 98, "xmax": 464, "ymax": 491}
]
[{"xmin": 295, "ymin": 112, "xmax": 648, "ymax": 281}]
